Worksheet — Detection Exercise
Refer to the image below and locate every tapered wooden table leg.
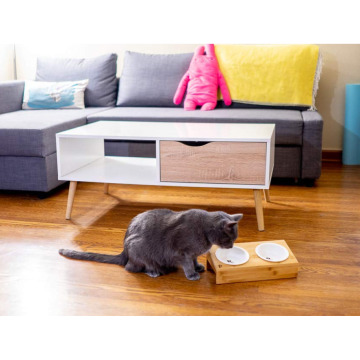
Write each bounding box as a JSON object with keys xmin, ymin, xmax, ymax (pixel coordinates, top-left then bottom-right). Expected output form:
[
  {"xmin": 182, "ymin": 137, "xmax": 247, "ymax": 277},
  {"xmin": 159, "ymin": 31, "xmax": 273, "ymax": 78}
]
[
  {"xmin": 253, "ymin": 189, "xmax": 265, "ymax": 231},
  {"xmin": 66, "ymin": 181, "xmax": 77, "ymax": 220},
  {"xmin": 264, "ymin": 189, "xmax": 271, "ymax": 202},
  {"xmin": 104, "ymin": 183, "xmax": 109, "ymax": 194}
]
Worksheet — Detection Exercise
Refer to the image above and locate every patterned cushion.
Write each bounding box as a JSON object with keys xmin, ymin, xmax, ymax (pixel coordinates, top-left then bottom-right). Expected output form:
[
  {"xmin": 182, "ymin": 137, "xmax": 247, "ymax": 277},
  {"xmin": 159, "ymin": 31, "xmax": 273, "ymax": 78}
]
[{"xmin": 22, "ymin": 80, "xmax": 88, "ymax": 110}]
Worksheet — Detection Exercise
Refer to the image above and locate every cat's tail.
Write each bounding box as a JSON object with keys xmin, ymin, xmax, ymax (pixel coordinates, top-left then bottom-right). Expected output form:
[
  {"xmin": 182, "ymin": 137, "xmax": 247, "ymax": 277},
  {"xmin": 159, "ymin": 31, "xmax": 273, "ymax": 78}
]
[{"xmin": 59, "ymin": 248, "xmax": 129, "ymax": 266}]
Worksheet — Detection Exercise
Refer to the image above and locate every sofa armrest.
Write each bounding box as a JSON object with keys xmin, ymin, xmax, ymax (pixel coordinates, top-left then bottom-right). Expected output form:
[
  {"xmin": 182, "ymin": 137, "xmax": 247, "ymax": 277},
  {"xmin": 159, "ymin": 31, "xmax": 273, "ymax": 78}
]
[
  {"xmin": 0, "ymin": 81, "xmax": 25, "ymax": 115},
  {"xmin": 301, "ymin": 110, "xmax": 323, "ymax": 179}
]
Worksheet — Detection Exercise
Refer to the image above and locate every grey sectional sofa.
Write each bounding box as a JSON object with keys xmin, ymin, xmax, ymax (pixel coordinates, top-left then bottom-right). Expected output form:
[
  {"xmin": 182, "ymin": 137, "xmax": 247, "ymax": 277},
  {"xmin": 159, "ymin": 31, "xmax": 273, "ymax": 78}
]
[{"xmin": 0, "ymin": 52, "xmax": 323, "ymax": 195}]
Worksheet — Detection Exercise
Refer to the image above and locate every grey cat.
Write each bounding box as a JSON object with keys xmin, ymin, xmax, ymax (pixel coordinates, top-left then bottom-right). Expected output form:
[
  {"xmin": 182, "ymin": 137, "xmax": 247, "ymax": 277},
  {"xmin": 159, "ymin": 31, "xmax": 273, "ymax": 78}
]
[{"xmin": 59, "ymin": 209, "xmax": 243, "ymax": 281}]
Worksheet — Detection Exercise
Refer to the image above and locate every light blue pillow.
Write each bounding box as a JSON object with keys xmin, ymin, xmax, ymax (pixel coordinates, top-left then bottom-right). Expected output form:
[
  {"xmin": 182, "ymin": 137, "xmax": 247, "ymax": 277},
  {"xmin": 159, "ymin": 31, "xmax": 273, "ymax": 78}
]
[{"xmin": 22, "ymin": 80, "xmax": 89, "ymax": 110}]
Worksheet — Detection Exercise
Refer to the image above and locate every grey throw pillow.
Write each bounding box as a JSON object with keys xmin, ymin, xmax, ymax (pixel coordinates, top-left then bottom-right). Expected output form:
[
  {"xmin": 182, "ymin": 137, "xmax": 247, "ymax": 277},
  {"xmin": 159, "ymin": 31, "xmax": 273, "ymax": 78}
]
[
  {"xmin": 36, "ymin": 53, "xmax": 118, "ymax": 107},
  {"xmin": 117, "ymin": 51, "xmax": 193, "ymax": 107}
]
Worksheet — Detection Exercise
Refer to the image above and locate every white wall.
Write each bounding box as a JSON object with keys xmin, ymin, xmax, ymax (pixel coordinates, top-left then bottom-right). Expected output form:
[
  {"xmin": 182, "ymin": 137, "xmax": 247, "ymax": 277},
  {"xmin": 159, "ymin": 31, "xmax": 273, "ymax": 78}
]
[
  {"xmin": 0, "ymin": 44, "xmax": 14, "ymax": 81},
  {"xmin": 14, "ymin": 44, "xmax": 360, "ymax": 150},
  {"xmin": 315, "ymin": 45, "xmax": 360, "ymax": 150}
]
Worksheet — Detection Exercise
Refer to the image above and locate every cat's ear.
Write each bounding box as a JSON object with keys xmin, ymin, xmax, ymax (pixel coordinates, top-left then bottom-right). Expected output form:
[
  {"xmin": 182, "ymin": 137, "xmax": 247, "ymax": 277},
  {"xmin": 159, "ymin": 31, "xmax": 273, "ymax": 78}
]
[
  {"xmin": 231, "ymin": 214, "xmax": 243, "ymax": 222},
  {"xmin": 224, "ymin": 221, "xmax": 238, "ymax": 231}
]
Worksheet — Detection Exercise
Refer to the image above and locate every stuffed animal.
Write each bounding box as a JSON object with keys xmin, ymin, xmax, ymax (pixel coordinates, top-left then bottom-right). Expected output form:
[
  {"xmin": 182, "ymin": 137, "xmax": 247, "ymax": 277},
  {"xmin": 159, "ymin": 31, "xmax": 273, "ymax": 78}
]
[{"xmin": 173, "ymin": 44, "xmax": 232, "ymax": 111}]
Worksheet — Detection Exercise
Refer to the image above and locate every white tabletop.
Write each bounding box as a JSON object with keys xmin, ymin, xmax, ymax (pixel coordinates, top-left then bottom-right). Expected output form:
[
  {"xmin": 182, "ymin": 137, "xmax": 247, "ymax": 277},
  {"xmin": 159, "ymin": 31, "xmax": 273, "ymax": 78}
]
[{"xmin": 57, "ymin": 121, "xmax": 275, "ymax": 142}]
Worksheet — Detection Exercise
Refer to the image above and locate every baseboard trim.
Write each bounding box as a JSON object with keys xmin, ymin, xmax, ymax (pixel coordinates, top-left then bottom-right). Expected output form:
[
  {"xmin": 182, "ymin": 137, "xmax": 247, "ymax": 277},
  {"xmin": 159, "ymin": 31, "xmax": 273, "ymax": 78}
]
[{"xmin": 322, "ymin": 150, "xmax": 342, "ymax": 162}]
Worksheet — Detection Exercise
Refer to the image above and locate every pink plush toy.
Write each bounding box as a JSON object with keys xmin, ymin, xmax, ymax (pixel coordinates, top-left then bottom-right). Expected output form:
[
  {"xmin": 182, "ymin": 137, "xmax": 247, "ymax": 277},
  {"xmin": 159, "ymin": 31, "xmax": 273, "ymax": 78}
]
[{"xmin": 173, "ymin": 44, "xmax": 232, "ymax": 111}]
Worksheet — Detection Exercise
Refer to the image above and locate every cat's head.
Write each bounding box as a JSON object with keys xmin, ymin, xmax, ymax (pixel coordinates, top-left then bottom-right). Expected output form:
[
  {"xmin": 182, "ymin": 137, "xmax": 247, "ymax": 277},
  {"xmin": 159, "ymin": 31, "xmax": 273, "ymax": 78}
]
[{"xmin": 211, "ymin": 212, "xmax": 243, "ymax": 249}]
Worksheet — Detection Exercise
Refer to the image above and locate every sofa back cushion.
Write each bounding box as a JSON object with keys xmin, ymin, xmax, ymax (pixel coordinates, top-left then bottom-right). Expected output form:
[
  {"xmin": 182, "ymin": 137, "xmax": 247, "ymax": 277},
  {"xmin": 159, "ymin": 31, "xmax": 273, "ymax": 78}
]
[
  {"xmin": 36, "ymin": 54, "xmax": 118, "ymax": 107},
  {"xmin": 117, "ymin": 51, "xmax": 193, "ymax": 107},
  {"xmin": 0, "ymin": 81, "xmax": 25, "ymax": 115}
]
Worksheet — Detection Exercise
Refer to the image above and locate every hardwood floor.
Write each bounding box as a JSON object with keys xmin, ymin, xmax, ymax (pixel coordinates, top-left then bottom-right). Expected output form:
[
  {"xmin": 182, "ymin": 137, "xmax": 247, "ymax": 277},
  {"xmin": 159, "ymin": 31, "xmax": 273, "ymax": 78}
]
[{"xmin": 0, "ymin": 162, "xmax": 359, "ymax": 315}]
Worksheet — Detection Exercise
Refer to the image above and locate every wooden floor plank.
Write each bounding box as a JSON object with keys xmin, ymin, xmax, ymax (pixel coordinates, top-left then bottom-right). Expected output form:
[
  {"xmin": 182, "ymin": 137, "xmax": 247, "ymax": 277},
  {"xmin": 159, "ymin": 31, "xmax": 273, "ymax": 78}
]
[{"xmin": 0, "ymin": 162, "xmax": 360, "ymax": 315}]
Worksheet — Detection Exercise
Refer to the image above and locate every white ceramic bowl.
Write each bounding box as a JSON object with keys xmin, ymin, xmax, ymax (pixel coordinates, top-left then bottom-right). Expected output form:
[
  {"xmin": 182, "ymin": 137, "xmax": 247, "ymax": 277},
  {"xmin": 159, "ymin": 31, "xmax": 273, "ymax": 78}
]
[
  {"xmin": 255, "ymin": 243, "xmax": 289, "ymax": 262},
  {"xmin": 215, "ymin": 246, "xmax": 250, "ymax": 266}
]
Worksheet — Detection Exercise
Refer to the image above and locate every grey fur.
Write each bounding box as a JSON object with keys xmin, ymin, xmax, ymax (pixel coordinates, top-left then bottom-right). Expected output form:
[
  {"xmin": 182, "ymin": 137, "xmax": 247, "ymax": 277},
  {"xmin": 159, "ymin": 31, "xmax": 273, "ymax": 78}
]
[{"xmin": 59, "ymin": 209, "xmax": 243, "ymax": 281}]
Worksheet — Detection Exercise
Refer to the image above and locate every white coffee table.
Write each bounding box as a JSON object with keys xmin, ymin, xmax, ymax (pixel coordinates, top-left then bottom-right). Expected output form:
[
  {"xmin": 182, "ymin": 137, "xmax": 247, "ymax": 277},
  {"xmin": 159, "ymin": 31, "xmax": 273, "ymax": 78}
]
[{"xmin": 56, "ymin": 121, "xmax": 275, "ymax": 231}]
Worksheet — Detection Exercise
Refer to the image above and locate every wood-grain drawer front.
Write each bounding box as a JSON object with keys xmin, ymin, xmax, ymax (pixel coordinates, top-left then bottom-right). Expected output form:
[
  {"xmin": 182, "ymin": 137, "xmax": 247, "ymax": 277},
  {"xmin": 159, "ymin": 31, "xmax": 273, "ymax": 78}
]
[{"xmin": 160, "ymin": 141, "xmax": 266, "ymax": 185}]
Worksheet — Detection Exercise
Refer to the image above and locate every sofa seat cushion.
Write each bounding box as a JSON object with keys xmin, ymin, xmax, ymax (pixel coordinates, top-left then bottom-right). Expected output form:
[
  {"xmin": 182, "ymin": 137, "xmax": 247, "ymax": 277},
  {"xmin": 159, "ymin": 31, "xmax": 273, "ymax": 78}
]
[
  {"xmin": 87, "ymin": 107, "xmax": 303, "ymax": 145},
  {"xmin": 0, "ymin": 108, "xmax": 110, "ymax": 157}
]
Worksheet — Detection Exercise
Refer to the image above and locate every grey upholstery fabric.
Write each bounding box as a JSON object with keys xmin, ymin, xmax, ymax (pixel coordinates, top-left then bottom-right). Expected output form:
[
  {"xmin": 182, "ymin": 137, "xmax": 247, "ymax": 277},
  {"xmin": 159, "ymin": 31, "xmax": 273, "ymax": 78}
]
[
  {"xmin": 88, "ymin": 107, "xmax": 303, "ymax": 145},
  {"xmin": 0, "ymin": 107, "xmax": 110, "ymax": 157},
  {"xmin": 301, "ymin": 111, "xmax": 323, "ymax": 179},
  {"xmin": 0, "ymin": 81, "xmax": 25, "ymax": 115},
  {"xmin": 0, "ymin": 153, "xmax": 64, "ymax": 192},
  {"xmin": 36, "ymin": 54, "xmax": 118, "ymax": 107},
  {"xmin": 105, "ymin": 140, "xmax": 156, "ymax": 158},
  {"xmin": 272, "ymin": 146, "xmax": 302, "ymax": 178},
  {"xmin": 117, "ymin": 52, "xmax": 193, "ymax": 107}
]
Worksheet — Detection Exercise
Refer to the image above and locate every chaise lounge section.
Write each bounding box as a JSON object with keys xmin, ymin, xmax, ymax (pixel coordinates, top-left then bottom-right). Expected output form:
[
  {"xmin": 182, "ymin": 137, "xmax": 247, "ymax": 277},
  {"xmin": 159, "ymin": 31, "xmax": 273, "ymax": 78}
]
[{"xmin": 0, "ymin": 81, "xmax": 110, "ymax": 192}]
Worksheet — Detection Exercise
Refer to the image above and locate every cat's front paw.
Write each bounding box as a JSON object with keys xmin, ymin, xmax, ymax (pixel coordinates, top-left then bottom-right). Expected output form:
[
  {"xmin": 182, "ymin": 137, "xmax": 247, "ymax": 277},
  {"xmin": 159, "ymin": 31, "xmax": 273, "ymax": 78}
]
[
  {"xmin": 186, "ymin": 272, "xmax": 201, "ymax": 281},
  {"xmin": 145, "ymin": 269, "xmax": 161, "ymax": 278},
  {"xmin": 195, "ymin": 263, "xmax": 205, "ymax": 273}
]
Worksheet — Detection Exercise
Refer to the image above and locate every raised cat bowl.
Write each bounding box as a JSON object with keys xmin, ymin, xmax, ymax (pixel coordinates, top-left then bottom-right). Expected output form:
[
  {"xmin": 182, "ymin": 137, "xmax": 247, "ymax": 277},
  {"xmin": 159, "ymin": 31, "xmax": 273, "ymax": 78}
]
[
  {"xmin": 255, "ymin": 243, "xmax": 289, "ymax": 262},
  {"xmin": 215, "ymin": 246, "xmax": 249, "ymax": 266}
]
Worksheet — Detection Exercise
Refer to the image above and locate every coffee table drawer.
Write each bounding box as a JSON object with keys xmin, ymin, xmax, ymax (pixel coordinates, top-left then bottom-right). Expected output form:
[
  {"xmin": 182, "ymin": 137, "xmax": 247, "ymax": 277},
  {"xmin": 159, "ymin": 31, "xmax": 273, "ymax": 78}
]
[{"xmin": 160, "ymin": 141, "xmax": 267, "ymax": 185}]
